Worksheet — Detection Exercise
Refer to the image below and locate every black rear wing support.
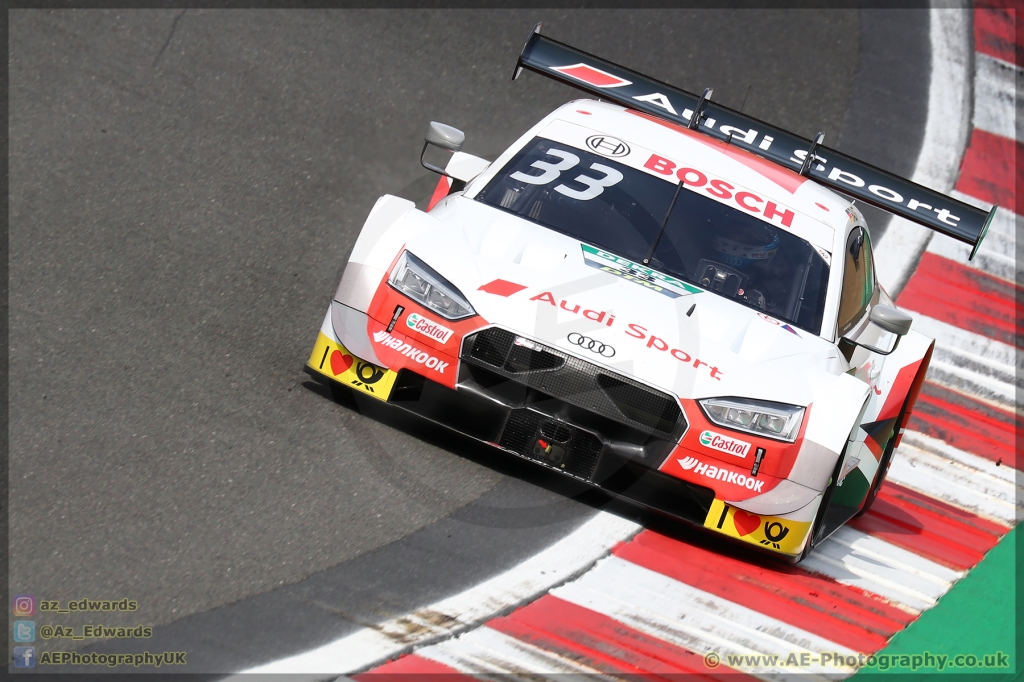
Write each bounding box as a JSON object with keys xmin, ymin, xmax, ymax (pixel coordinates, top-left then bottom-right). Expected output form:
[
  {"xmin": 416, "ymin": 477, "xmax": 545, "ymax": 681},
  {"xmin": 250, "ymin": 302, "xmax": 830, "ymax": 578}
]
[{"xmin": 513, "ymin": 25, "xmax": 995, "ymax": 259}]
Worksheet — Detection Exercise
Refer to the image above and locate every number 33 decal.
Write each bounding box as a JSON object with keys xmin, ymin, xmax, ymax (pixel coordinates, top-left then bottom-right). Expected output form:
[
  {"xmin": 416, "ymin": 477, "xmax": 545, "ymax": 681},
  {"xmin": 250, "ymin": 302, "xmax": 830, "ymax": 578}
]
[{"xmin": 510, "ymin": 148, "xmax": 623, "ymax": 201}]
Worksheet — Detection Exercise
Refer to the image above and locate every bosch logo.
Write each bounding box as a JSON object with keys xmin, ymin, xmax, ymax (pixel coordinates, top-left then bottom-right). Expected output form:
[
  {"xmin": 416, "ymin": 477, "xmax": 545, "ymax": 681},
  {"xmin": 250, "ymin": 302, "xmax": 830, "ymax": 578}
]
[
  {"xmin": 586, "ymin": 135, "xmax": 630, "ymax": 158},
  {"xmin": 567, "ymin": 332, "xmax": 615, "ymax": 357}
]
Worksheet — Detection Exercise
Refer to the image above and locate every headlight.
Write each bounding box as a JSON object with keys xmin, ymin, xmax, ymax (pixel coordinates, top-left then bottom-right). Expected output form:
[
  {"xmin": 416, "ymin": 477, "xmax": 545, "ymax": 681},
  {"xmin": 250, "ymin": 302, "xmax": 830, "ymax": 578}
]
[
  {"xmin": 698, "ymin": 397, "xmax": 805, "ymax": 442},
  {"xmin": 388, "ymin": 251, "xmax": 476, "ymax": 320}
]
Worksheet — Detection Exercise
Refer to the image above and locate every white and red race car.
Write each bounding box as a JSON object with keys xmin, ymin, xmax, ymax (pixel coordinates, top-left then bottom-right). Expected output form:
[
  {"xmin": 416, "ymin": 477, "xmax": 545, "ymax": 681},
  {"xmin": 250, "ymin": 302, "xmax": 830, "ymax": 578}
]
[{"xmin": 305, "ymin": 28, "xmax": 994, "ymax": 561}]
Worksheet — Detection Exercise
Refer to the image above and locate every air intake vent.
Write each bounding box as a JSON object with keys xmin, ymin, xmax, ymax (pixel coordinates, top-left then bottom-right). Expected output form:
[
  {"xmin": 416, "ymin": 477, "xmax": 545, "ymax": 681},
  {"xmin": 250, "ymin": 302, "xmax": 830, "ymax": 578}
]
[
  {"xmin": 505, "ymin": 344, "xmax": 565, "ymax": 373},
  {"xmin": 499, "ymin": 410, "xmax": 603, "ymax": 480},
  {"xmin": 466, "ymin": 328, "xmax": 565, "ymax": 374},
  {"xmin": 596, "ymin": 374, "xmax": 679, "ymax": 435},
  {"xmin": 468, "ymin": 327, "xmax": 515, "ymax": 367},
  {"xmin": 462, "ymin": 327, "xmax": 686, "ymax": 440}
]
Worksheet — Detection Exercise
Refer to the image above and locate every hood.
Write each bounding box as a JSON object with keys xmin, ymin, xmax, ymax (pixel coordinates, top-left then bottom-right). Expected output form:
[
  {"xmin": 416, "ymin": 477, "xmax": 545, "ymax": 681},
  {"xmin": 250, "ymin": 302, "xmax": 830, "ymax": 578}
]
[{"xmin": 407, "ymin": 196, "xmax": 842, "ymax": 406}]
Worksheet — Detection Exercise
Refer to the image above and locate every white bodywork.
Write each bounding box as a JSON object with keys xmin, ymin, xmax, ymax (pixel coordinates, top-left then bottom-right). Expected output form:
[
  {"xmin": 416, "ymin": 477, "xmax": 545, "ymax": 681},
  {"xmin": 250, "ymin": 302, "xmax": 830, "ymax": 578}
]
[{"xmin": 316, "ymin": 100, "xmax": 934, "ymax": 558}]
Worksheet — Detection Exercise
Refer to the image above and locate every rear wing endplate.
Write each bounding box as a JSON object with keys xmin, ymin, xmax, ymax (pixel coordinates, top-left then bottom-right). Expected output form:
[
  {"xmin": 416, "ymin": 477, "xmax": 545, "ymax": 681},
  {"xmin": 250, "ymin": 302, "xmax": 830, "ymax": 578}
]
[{"xmin": 513, "ymin": 26, "xmax": 995, "ymax": 259}]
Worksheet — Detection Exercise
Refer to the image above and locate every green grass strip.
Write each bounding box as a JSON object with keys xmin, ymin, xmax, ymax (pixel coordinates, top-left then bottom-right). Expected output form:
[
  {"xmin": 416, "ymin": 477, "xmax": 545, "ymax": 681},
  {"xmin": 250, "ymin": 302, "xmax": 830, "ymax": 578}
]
[{"xmin": 851, "ymin": 525, "xmax": 1018, "ymax": 679}]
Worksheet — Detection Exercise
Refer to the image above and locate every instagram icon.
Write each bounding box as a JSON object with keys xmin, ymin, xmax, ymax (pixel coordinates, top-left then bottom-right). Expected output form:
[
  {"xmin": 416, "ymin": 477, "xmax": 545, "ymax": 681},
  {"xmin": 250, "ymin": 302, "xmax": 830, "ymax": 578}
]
[{"xmin": 13, "ymin": 595, "xmax": 34, "ymax": 616}]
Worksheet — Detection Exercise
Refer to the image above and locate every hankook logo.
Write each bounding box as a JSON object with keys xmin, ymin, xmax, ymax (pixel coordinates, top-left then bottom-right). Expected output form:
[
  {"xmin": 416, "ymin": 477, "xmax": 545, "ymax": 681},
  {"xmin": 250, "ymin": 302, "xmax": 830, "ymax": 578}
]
[
  {"xmin": 586, "ymin": 135, "xmax": 630, "ymax": 158},
  {"xmin": 567, "ymin": 332, "xmax": 615, "ymax": 357}
]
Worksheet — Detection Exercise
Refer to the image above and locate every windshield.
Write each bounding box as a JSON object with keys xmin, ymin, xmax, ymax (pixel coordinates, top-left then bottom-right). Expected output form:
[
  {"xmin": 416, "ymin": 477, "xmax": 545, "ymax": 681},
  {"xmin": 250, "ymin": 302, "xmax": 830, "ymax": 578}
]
[{"xmin": 477, "ymin": 136, "xmax": 831, "ymax": 334}]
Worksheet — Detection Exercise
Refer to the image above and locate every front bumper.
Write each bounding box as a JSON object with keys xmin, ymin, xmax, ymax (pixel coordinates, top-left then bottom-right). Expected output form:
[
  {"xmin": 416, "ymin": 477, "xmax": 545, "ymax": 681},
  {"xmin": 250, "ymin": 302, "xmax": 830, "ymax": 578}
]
[{"xmin": 306, "ymin": 327, "xmax": 814, "ymax": 559}]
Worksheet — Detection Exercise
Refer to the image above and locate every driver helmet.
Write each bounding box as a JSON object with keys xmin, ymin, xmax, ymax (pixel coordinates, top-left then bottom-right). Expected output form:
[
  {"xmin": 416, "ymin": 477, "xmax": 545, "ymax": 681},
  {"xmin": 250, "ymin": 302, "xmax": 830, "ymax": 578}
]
[{"xmin": 713, "ymin": 222, "xmax": 780, "ymax": 268}]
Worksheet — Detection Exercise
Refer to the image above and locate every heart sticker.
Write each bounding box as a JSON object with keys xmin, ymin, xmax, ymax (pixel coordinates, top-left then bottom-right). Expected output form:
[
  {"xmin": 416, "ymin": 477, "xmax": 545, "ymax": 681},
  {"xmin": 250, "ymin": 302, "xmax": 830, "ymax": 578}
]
[
  {"xmin": 329, "ymin": 350, "xmax": 354, "ymax": 376},
  {"xmin": 733, "ymin": 510, "xmax": 761, "ymax": 537}
]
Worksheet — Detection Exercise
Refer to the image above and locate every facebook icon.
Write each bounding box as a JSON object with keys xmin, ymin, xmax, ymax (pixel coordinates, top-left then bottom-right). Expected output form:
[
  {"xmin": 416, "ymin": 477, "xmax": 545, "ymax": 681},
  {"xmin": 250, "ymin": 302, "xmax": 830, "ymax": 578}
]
[{"xmin": 13, "ymin": 646, "xmax": 35, "ymax": 668}]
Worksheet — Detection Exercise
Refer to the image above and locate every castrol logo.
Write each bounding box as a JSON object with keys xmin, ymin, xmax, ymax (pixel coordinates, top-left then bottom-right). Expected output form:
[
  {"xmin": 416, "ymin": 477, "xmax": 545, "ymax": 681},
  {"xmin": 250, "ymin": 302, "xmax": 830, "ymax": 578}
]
[
  {"xmin": 699, "ymin": 430, "xmax": 750, "ymax": 457},
  {"xmin": 406, "ymin": 313, "xmax": 453, "ymax": 344}
]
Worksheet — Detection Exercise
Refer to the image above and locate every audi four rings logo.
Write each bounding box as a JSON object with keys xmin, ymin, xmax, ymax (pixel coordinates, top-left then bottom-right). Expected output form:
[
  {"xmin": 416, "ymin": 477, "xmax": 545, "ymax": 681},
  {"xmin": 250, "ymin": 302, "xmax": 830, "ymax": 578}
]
[
  {"xmin": 568, "ymin": 333, "xmax": 616, "ymax": 357},
  {"xmin": 586, "ymin": 135, "xmax": 630, "ymax": 158}
]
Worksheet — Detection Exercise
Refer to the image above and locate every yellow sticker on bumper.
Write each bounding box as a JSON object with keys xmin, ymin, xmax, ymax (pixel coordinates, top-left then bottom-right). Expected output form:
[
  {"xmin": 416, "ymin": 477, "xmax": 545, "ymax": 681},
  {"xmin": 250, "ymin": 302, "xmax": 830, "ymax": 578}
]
[
  {"xmin": 704, "ymin": 498, "xmax": 813, "ymax": 556},
  {"xmin": 307, "ymin": 332, "xmax": 397, "ymax": 401}
]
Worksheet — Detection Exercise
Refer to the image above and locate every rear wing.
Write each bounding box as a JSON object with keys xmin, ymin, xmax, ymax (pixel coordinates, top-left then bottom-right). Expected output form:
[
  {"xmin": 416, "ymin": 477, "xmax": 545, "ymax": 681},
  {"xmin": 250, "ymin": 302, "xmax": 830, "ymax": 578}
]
[{"xmin": 513, "ymin": 26, "xmax": 995, "ymax": 259}]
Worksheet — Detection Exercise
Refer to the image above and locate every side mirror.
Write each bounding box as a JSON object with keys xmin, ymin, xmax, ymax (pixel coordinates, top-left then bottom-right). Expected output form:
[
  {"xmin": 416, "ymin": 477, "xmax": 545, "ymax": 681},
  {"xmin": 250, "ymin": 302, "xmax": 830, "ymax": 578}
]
[
  {"xmin": 869, "ymin": 305, "xmax": 912, "ymax": 337},
  {"xmin": 421, "ymin": 122, "xmax": 465, "ymax": 175},
  {"xmin": 425, "ymin": 122, "xmax": 465, "ymax": 152},
  {"xmin": 841, "ymin": 305, "xmax": 913, "ymax": 356}
]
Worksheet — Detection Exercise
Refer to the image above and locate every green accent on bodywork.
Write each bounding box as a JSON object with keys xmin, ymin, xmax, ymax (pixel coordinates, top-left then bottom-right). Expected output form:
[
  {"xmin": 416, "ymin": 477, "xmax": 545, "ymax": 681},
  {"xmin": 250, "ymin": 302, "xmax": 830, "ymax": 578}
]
[
  {"xmin": 831, "ymin": 466, "xmax": 869, "ymax": 508},
  {"xmin": 581, "ymin": 244, "xmax": 701, "ymax": 297},
  {"xmin": 970, "ymin": 204, "xmax": 998, "ymax": 261}
]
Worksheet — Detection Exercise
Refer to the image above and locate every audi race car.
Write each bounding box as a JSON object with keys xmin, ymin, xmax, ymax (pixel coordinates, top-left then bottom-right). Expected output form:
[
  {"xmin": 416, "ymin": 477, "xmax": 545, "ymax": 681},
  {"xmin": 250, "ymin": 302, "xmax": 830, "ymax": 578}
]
[{"xmin": 305, "ymin": 28, "xmax": 994, "ymax": 561}]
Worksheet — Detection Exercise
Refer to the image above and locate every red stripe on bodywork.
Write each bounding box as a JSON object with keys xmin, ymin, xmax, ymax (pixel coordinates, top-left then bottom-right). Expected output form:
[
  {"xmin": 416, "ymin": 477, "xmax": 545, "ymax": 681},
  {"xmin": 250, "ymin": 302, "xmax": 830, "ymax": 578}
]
[
  {"xmin": 849, "ymin": 485, "xmax": 1004, "ymax": 570},
  {"xmin": 974, "ymin": 1, "xmax": 1022, "ymax": 66},
  {"xmin": 671, "ymin": 401, "xmax": 810, "ymax": 483},
  {"xmin": 907, "ymin": 381, "xmax": 1023, "ymax": 469},
  {"xmin": 354, "ymin": 653, "xmax": 468, "ymax": 679},
  {"xmin": 426, "ymin": 176, "xmax": 453, "ymax": 212},
  {"xmin": 897, "ymin": 252, "xmax": 1024, "ymax": 347},
  {"xmin": 364, "ymin": 264, "xmax": 489, "ymax": 390},
  {"xmin": 478, "ymin": 279, "xmax": 527, "ymax": 296},
  {"xmin": 614, "ymin": 530, "xmax": 912, "ymax": 653},
  {"xmin": 625, "ymin": 109, "xmax": 810, "ymax": 195},
  {"xmin": 489, "ymin": 595, "xmax": 753, "ymax": 680},
  {"xmin": 877, "ymin": 359, "xmax": 923, "ymax": 422},
  {"xmin": 954, "ymin": 128, "xmax": 1020, "ymax": 213},
  {"xmin": 891, "ymin": 341, "xmax": 933, "ymax": 450}
]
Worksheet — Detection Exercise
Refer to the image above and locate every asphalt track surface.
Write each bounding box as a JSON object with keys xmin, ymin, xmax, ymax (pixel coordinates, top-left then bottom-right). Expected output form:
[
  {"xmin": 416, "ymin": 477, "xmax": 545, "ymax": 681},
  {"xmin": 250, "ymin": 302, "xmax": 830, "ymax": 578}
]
[{"xmin": 8, "ymin": 8, "xmax": 930, "ymax": 675}]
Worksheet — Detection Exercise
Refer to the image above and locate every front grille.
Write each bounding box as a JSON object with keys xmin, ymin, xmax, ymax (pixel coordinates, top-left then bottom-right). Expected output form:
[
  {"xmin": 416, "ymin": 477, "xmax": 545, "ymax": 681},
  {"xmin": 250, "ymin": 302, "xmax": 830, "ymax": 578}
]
[
  {"xmin": 469, "ymin": 327, "xmax": 514, "ymax": 367},
  {"xmin": 462, "ymin": 327, "xmax": 686, "ymax": 440},
  {"xmin": 467, "ymin": 328, "xmax": 565, "ymax": 373},
  {"xmin": 596, "ymin": 374, "xmax": 679, "ymax": 436},
  {"xmin": 506, "ymin": 343, "xmax": 565, "ymax": 372},
  {"xmin": 499, "ymin": 410, "xmax": 603, "ymax": 480}
]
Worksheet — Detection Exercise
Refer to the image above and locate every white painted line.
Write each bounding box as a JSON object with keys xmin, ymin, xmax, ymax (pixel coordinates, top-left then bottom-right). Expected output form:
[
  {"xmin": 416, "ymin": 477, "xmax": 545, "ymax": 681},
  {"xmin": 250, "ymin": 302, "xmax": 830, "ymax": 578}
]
[
  {"xmin": 417, "ymin": 625, "xmax": 617, "ymax": 678},
  {"xmin": 800, "ymin": 527, "xmax": 963, "ymax": 614},
  {"xmin": 927, "ymin": 356, "xmax": 1018, "ymax": 411},
  {"xmin": 874, "ymin": 7, "xmax": 973, "ymax": 296},
  {"xmin": 927, "ymin": 238, "xmax": 1018, "ymax": 284},
  {"xmin": 950, "ymin": 188, "xmax": 996, "ymax": 211},
  {"xmin": 550, "ymin": 555, "xmax": 858, "ymax": 680},
  {"xmin": 925, "ymin": 329, "xmax": 1020, "ymax": 411},
  {"xmin": 887, "ymin": 433, "xmax": 1021, "ymax": 525},
  {"xmin": 900, "ymin": 430, "xmax": 1021, "ymax": 486},
  {"xmin": 909, "ymin": 313, "xmax": 1019, "ymax": 369},
  {"xmin": 973, "ymin": 52, "xmax": 1021, "ymax": 140},
  {"xmin": 227, "ymin": 512, "xmax": 640, "ymax": 677},
  {"xmin": 905, "ymin": 426, "xmax": 1021, "ymax": 467}
]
